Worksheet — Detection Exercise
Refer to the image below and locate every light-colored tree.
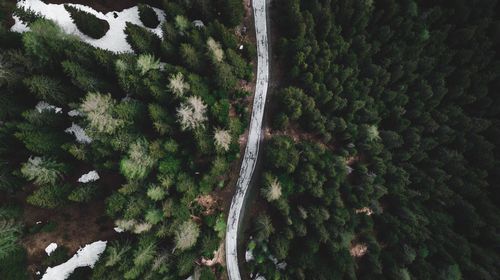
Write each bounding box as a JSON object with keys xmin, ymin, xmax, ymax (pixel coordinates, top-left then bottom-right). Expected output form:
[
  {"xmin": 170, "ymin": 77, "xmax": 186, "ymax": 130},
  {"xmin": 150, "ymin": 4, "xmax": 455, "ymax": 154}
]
[
  {"xmin": 168, "ymin": 72, "xmax": 190, "ymax": 97},
  {"xmin": 136, "ymin": 54, "xmax": 160, "ymax": 75},
  {"xmin": 175, "ymin": 15, "xmax": 190, "ymax": 33},
  {"xmin": 21, "ymin": 157, "xmax": 66, "ymax": 185},
  {"xmin": 262, "ymin": 175, "xmax": 282, "ymax": 202},
  {"xmin": 120, "ymin": 139, "xmax": 158, "ymax": 181},
  {"xmin": 366, "ymin": 124, "xmax": 381, "ymax": 141},
  {"xmin": 207, "ymin": 37, "xmax": 224, "ymax": 63},
  {"xmin": 80, "ymin": 92, "xmax": 123, "ymax": 134},
  {"xmin": 176, "ymin": 96, "xmax": 207, "ymax": 130},
  {"xmin": 214, "ymin": 128, "xmax": 231, "ymax": 151},
  {"xmin": 115, "ymin": 219, "xmax": 137, "ymax": 231},
  {"xmin": 133, "ymin": 222, "xmax": 152, "ymax": 234},
  {"xmin": 175, "ymin": 220, "xmax": 200, "ymax": 251},
  {"xmin": 147, "ymin": 185, "xmax": 166, "ymax": 201}
]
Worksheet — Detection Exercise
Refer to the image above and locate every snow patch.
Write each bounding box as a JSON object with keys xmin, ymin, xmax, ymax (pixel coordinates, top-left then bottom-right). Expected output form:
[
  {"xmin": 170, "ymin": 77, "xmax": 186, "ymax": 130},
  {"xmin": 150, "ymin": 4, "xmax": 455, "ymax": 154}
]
[
  {"xmin": 41, "ymin": 241, "xmax": 107, "ymax": 280},
  {"xmin": 11, "ymin": 0, "xmax": 165, "ymax": 53},
  {"xmin": 193, "ymin": 20, "xmax": 204, "ymax": 28},
  {"xmin": 245, "ymin": 249, "xmax": 254, "ymax": 262},
  {"xmin": 11, "ymin": 15, "xmax": 30, "ymax": 32},
  {"xmin": 68, "ymin": 110, "xmax": 83, "ymax": 117},
  {"xmin": 77, "ymin": 170, "xmax": 99, "ymax": 183},
  {"xmin": 113, "ymin": 227, "xmax": 124, "ymax": 233},
  {"xmin": 36, "ymin": 101, "xmax": 62, "ymax": 114},
  {"xmin": 45, "ymin": 243, "xmax": 58, "ymax": 256},
  {"xmin": 65, "ymin": 123, "xmax": 92, "ymax": 144}
]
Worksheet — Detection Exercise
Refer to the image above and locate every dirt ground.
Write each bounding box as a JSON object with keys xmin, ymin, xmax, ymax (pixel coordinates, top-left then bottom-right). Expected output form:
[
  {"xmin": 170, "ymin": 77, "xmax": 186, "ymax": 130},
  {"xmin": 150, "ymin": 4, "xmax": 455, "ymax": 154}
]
[{"xmin": 20, "ymin": 197, "xmax": 116, "ymax": 275}]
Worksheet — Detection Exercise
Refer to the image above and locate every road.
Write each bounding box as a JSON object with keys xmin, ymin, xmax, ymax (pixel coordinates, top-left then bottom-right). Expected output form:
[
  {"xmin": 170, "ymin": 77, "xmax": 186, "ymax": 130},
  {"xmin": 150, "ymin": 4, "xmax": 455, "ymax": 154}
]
[{"xmin": 225, "ymin": 0, "xmax": 270, "ymax": 279}]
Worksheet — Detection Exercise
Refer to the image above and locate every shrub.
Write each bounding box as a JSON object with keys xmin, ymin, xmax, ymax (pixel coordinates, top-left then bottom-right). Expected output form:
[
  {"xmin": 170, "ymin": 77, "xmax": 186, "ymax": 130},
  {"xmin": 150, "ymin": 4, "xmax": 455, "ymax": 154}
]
[
  {"xmin": 138, "ymin": 4, "xmax": 160, "ymax": 28},
  {"xmin": 64, "ymin": 5, "xmax": 109, "ymax": 39}
]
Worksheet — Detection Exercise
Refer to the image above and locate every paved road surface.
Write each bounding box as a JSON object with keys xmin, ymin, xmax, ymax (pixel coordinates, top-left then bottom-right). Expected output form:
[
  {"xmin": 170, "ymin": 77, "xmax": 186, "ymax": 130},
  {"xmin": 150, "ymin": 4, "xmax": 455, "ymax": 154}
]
[{"xmin": 225, "ymin": 0, "xmax": 270, "ymax": 279}]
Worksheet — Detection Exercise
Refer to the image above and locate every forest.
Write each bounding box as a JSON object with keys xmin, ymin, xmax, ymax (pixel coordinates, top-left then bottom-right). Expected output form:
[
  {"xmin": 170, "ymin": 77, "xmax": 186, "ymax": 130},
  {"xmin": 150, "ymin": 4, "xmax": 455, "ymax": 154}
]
[
  {"xmin": 2, "ymin": 0, "xmax": 500, "ymax": 279},
  {"xmin": 246, "ymin": 0, "xmax": 500, "ymax": 279},
  {"xmin": 0, "ymin": 0, "xmax": 250, "ymax": 279}
]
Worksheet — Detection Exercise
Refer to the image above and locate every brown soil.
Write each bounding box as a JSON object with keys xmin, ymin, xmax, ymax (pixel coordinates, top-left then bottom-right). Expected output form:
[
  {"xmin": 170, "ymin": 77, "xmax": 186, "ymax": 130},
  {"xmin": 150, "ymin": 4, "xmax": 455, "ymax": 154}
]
[
  {"xmin": 21, "ymin": 198, "xmax": 116, "ymax": 275},
  {"xmin": 2, "ymin": 0, "xmax": 16, "ymax": 28}
]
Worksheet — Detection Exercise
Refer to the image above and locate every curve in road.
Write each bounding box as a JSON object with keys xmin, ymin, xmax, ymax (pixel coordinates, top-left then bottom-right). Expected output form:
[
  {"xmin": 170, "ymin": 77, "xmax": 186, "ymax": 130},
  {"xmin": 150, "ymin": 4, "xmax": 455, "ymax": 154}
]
[{"xmin": 225, "ymin": 0, "xmax": 270, "ymax": 279}]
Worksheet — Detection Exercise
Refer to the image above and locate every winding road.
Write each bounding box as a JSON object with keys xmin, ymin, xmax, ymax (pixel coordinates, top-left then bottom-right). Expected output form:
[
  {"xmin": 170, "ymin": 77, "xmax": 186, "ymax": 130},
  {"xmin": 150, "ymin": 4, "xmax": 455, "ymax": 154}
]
[{"xmin": 225, "ymin": 0, "xmax": 270, "ymax": 279}]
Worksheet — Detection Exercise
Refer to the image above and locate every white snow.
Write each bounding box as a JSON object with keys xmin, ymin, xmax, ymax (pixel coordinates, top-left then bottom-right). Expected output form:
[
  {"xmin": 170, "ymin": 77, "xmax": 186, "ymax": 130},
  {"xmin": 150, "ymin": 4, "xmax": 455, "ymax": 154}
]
[
  {"xmin": 11, "ymin": 0, "xmax": 165, "ymax": 53},
  {"xmin": 277, "ymin": 262, "xmax": 287, "ymax": 270},
  {"xmin": 68, "ymin": 110, "xmax": 83, "ymax": 117},
  {"xmin": 226, "ymin": 0, "xmax": 269, "ymax": 279},
  {"xmin": 45, "ymin": 243, "xmax": 58, "ymax": 256},
  {"xmin": 77, "ymin": 170, "xmax": 99, "ymax": 183},
  {"xmin": 41, "ymin": 241, "xmax": 107, "ymax": 280},
  {"xmin": 193, "ymin": 20, "xmax": 204, "ymax": 28},
  {"xmin": 245, "ymin": 249, "xmax": 254, "ymax": 262},
  {"xmin": 11, "ymin": 15, "xmax": 30, "ymax": 32},
  {"xmin": 65, "ymin": 123, "xmax": 92, "ymax": 144},
  {"xmin": 36, "ymin": 101, "xmax": 62, "ymax": 114},
  {"xmin": 113, "ymin": 227, "xmax": 124, "ymax": 233}
]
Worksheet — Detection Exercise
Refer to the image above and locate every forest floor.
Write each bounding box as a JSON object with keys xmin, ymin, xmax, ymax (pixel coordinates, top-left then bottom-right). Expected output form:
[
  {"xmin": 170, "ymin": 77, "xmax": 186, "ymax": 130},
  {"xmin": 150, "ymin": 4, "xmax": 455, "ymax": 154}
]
[
  {"xmin": 15, "ymin": 172, "xmax": 121, "ymax": 276},
  {"xmin": 21, "ymin": 198, "xmax": 116, "ymax": 275}
]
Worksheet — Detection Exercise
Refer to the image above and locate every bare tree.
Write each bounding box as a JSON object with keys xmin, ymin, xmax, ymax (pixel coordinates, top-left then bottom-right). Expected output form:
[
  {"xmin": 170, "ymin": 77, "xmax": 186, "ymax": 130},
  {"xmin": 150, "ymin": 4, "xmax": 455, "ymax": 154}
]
[
  {"xmin": 214, "ymin": 128, "xmax": 231, "ymax": 151},
  {"xmin": 168, "ymin": 72, "xmax": 190, "ymax": 97}
]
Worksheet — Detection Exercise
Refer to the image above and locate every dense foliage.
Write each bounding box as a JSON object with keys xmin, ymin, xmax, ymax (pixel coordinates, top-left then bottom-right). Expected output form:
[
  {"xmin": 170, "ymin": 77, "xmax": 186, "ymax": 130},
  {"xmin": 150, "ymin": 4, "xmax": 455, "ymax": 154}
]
[
  {"xmin": 248, "ymin": 0, "xmax": 500, "ymax": 279},
  {"xmin": 64, "ymin": 5, "xmax": 110, "ymax": 39},
  {"xmin": 0, "ymin": 1, "xmax": 250, "ymax": 279}
]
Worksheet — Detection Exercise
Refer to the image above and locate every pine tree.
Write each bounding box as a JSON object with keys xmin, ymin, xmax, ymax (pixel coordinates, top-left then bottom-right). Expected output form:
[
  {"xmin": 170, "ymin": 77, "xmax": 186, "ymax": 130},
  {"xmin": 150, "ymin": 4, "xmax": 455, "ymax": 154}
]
[
  {"xmin": 124, "ymin": 22, "xmax": 161, "ymax": 55},
  {"xmin": 136, "ymin": 54, "xmax": 160, "ymax": 76},
  {"xmin": 138, "ymin": 4, "xmax": 160, "ymax": 28},
  {"xmin": 23, "ymin": 75, "xmax": 71, "ymax": 104},
  {"xmin": 26, "ymin": 184, "xmax": 70, "ymax": 208},
  {"xmin": 175, "ymin": 220, "xmax": 200, "ymax": 251},
  {"xmin": 80, "ymin": 92, "xmax": 123, "ymax": 134},
  {"xmin": 20, "ymin": 157, "xmax": 67, "ymax": 185},
  {"xmin": 120, "ymin": 139, "xmax": 158, "ymax": 181},
  {"xmin": 64, "ymin": 5, "xmax": 109, "ymax": 39},
  {"xmin": 168, "ymin": 72, "xmax": 190, "ymax": 97}
]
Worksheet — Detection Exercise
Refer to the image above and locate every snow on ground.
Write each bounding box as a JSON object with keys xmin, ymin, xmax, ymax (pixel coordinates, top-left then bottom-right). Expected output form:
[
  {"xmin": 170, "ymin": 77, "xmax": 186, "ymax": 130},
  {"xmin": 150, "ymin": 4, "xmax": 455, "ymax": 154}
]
[
  {"xmin": 36, "ymin": 101, "xmax": 62, "ymax": 114},
  {"xmin": 68, "ymin": 110, "xmax": 83, "ymax": 117},
  {"xmin": 77, "ymin": 170, "xmax": 100, "ymax": 183},
  {"xmin": 245, "ymin": 249, "xmax": 254, "ymax": 262},
  {"xmin": 65, "ymin": 123, "xmax": 92, "ymax": 144},
  {"xmin": 11, "ymin": 0, "xmax": 165, "ymax": 53},
  {"xmin": 42, "ymin": 240, "xmax": 107, "ymax": 280},
  {"xmin": 45, "ymin": 243, "xmax": 58, "ymax": 256},
  {"xmin": 113, "ymin": 227, "xmax": 124, "ymax": 233}
]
